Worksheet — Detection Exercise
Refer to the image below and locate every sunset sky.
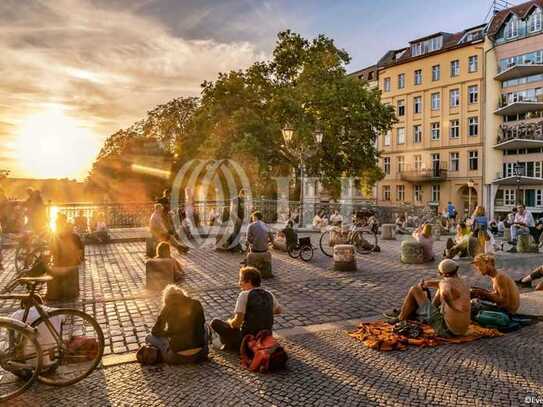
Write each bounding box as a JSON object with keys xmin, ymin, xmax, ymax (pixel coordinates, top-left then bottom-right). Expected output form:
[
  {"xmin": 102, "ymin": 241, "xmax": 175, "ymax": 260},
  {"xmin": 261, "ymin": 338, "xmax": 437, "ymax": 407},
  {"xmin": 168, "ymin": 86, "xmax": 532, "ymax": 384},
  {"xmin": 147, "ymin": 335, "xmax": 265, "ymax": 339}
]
[{"xmin": 0, "ymin": 0, "xmax": 494, "ymax": 180}]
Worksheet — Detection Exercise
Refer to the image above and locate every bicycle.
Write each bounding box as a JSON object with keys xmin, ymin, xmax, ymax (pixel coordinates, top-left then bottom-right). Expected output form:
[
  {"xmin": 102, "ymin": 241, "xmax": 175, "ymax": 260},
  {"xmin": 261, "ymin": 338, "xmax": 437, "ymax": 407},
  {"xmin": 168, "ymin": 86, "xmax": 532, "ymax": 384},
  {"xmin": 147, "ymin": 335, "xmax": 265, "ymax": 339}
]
[
  {"xmin": 0, "ymin": 276, "xmax": 105, "ymax": 402},
  {"xmin": 319, "ymin": 221, "xmax": 379, "ymax": 257},
  {"xmin": 14, "ymin": 231, "xmax": 50, "ymax": 274}
]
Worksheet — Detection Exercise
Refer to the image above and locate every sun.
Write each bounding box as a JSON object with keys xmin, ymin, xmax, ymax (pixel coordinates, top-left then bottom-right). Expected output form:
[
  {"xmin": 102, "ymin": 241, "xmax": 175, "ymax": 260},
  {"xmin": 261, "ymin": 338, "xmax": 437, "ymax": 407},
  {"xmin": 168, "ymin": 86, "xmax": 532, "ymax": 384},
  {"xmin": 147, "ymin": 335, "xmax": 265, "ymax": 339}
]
[{"xmin": 15, "ymin": 106, "xmax": 101, "ymax": 179}]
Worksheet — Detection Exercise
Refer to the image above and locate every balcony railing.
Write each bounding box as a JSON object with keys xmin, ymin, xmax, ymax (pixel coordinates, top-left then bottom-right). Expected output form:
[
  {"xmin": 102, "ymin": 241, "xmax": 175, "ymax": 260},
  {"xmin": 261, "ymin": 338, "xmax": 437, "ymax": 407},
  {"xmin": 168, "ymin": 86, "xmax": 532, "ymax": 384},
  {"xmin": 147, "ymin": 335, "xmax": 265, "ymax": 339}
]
[
  {"xmin": 495, "ymin": 95, "xmax": 543, "ymax": 116},
  {"xmin": 495, "ymin": 121, "xmax": 543, "ymax": 149},
  {"xmin": 495, "ymin": 62, "xmax": 543, "ymax": 82},
  {"xmin": 400, "ymin": 163, "xmax": 448, "ymax": 183}
]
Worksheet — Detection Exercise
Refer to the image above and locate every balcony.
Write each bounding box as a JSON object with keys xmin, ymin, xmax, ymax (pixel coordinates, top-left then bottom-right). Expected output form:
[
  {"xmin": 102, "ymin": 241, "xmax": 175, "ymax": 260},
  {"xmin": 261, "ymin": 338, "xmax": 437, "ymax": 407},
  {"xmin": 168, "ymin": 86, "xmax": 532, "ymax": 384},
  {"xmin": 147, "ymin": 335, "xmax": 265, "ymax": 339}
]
[
  {"xmin": 494, "ymin": 96, "xmax": 543, "ymax": 116},
  {"xmin": 492, "ymin": 172, "xmax": 543, "ymax": 186},
  {"xmin": 494, "ymin": 121, "xmax": 543, "ymax": 149},
  {"xmin": 400, "ymin": 163, "xmax": 448, "ymax": 183},
  {"xmin": 495, "ymin": 63, "xmax": 543, "ymax": 82}
]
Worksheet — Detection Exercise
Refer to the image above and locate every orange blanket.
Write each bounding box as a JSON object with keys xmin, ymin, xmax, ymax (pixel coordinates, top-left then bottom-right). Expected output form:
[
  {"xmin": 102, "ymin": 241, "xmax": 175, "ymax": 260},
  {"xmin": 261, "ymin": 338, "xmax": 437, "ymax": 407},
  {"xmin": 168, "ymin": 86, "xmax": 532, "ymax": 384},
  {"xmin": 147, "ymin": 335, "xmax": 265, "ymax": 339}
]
[{"xmin": 349, "ymin": 320, "xmax": 503, "ymax": 351}]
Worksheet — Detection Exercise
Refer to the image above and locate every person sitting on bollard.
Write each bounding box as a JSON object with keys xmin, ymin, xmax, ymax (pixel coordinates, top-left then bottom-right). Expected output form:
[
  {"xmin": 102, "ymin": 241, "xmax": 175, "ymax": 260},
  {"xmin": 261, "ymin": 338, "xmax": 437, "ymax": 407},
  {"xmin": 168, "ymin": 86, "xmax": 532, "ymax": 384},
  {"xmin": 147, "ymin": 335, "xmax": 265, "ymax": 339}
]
[
  {"xmin": 470, "ymin": 254, "xmax": 520, "ymax": 315},
  {"xmin": 246, "ymin": 211, "xmax": 273, "ymax": 254},
  {"xmin": 329, "ymin": 209, "xmax": 343, "ymax": 227},
  {"xmin": 395, "ymin": 214, "xmax": 409, "ymax": 235},
  {"xmin": 444, "ymin": 222, "xmax": 475, "ymax": 259},
  {"xmin": 155, "ymin": 241, "xmax": 184, "ymax": 282},
  {"xmin": 274, "ymin": 220, "xmax": 297, "ymax": 251},
  {"xmin": 149, "ymin": 204, "xmax": 188, "ymax": 255},
  {"xmin": 412, "ymin": 224, "xmax": 434, "ymax": 262},
  {"xmin": 50, "ymin": 213, "xmax": 84, "ymax": 267},
  {"xmin": 210, "ymin": 267, "xmax": 282, "ymax": 352},
  {"xmin": 312, "ymin": 210, "xmax": 328, "ymax": 230},
  {"xmin": 391, "ymin": 259, "xmax": 471, "ymax": 337},
  {"xmin": 145, "ymin": 285, "xmax": 208, "ymax": 364},
  {"xmin": 516, "ymin": 264, "xmax": 543, "ymax": 291}
]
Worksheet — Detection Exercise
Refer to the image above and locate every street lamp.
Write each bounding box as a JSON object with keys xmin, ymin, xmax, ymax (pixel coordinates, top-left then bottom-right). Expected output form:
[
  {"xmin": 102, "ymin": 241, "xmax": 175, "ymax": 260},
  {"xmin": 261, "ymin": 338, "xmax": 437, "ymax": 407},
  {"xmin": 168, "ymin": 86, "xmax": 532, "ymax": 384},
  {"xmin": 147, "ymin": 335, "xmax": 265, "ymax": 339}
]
[
  {"xmin": 282, "ymin": 125, "xmax": 323, "ymax": 227},
  {"xmin": 467, "ymin": 179, "xmax": 475, "ymax": 215},
  {"xmin": 514, "ymin": 161, "xmax": 523, "ymax": 204}
]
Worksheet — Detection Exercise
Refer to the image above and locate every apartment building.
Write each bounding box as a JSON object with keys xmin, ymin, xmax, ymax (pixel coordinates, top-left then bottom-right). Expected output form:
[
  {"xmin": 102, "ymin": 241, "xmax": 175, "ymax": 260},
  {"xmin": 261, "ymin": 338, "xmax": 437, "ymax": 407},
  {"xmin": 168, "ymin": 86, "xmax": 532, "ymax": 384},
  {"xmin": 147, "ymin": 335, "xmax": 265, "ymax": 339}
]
[
  {"xmin": 484, "ymin": 0, "xmax": 543, "ymax": 219},
  {"xmin": 375, "ymin": 25, "xmax": 486, "ymax": 215}
]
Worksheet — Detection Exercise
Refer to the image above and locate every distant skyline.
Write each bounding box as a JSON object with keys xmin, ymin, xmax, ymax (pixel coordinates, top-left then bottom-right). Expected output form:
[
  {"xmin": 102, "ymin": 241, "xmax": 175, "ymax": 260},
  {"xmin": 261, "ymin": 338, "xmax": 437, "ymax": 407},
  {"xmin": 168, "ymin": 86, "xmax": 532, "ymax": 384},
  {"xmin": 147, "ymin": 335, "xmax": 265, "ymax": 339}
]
[{"xmin": 0, "ymin": 0, "xmax": 516, "ymax": 178}]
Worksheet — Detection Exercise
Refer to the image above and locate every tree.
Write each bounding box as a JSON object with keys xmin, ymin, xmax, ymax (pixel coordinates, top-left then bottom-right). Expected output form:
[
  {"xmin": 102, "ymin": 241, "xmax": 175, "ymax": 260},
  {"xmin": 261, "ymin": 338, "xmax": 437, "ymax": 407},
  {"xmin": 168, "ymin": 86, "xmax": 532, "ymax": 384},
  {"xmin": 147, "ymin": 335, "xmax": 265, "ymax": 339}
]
[{"xmin": 191, "ymin": 30, "xmax": 396, "ymax": 195}]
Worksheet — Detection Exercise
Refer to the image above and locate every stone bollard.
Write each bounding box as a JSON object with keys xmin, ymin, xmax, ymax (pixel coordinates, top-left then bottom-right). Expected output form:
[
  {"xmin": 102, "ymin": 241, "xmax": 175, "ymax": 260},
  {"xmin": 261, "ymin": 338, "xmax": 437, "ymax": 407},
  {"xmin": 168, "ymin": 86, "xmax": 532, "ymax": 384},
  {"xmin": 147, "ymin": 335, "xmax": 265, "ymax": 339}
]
[
  {"xmin": 146, "ymin": 237, "xmax": 157, "ymax": 258},
  {"xmin": 517, "ymin": 234, "xmax": 539, "ymax": 253},
  {"xmin": 400, "ymin": 240, "xmax": 425, "ymax": 264},
  {"xmin": 272, "ymin": 236, "xmax": 288, "ymax": 252},
  {"xmin": 333, "ymin": 244, "xmax": 357, "ymax": 271},
  {"xmin": 47, "ymin": 266, "xmax": 80, "ymax": 300},
  {"xmin": 381, "ymin": 224, "xmax": 396, "ymax": 240},
  {"xmin": 246, "ymin": 251, "xmax": 273, "ymax": 278},
  {"xmin": 146, "ymin": 258, "xmax": 174, "ymax": 291},
  {"xmin": 504, "ymin": 227, "xmax": 511, "ymax": 242}
]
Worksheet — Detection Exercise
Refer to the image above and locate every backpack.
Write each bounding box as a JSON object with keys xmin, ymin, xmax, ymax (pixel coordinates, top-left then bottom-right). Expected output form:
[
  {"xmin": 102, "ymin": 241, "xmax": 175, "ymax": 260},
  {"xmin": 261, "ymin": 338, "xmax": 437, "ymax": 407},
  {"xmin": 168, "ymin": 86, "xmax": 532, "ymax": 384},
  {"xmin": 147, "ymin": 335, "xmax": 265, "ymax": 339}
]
[
  {"xmin": 240, "ymin": 330, "xmax": 287, "ymax": 373},
  {"xmin": 136, "ymin": 344, "xmax": 161, "ymax": 365},
  {"xmin": 65, "ymin": 336, "xmax": 99, "ymax": 362}
]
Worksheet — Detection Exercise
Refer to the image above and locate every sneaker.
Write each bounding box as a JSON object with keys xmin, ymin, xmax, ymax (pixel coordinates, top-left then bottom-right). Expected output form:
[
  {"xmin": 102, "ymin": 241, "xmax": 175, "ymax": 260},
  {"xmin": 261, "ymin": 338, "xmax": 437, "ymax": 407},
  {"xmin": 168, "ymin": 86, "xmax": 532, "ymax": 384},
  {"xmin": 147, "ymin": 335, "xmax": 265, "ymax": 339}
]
[
  {"xmin": 515, "ymin": 279, "xmax": 532, "ymax": 288},
  {"xmin": 383, "ymin": 309, "xmax": 400, "ymax": 320}
]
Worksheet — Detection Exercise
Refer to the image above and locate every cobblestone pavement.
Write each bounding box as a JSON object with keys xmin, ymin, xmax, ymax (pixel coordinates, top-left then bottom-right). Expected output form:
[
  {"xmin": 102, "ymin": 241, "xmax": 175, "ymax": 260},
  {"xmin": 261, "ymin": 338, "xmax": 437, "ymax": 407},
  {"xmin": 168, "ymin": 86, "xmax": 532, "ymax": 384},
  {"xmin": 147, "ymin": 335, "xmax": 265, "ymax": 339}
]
[{"xmin": 11, "ymin": 324, "xmax": 543, "ymax": 407}]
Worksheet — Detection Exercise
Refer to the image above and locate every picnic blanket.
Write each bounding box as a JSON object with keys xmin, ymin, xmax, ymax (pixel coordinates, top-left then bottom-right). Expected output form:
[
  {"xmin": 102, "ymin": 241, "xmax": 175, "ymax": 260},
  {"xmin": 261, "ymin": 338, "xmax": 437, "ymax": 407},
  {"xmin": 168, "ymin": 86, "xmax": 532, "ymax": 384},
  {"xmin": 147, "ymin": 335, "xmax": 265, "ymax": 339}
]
[{"xmin": 349, "ymin": 320, "xmax": 503, "ymax": 351}]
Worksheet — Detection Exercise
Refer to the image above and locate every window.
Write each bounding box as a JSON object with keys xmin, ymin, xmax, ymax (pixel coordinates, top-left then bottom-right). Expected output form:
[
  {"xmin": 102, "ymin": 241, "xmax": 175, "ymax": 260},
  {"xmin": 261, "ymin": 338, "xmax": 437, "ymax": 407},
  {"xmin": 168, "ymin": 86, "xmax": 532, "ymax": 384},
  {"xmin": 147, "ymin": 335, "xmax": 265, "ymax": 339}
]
[
  {"xmin": 529, "ymin": 9, "xmax": 542, "ymax": 33},
  {"xmin": 431, "ymin": 122, "xmax": 440, "ymax": 140},
  {"xmin": 397, "ymin": 156, "xmax": 405, "ymax": 172},
  {"xmin": 411, "ymin": 36, "xmax": 443, "ymax": 57},
  {"xmin": 384, "ymin": 77, "xmax": 391, "ymax": 92},
  {"xmin": 504, "ymin": 189, "xmax": 516, "ymax": 205},
  {"xmin": 432, "ymin": 185, "xmax": 440, "ymax": 203},
  {"xmin": 432, "ymin": 65, "xmax": 440, "ymax": 81},
  {"xmin": 383, "ymin": 157, "xmax": 390, "ymax": 175},
  {"xmin": 398, "ymin": 73, "xmax": 405, "ymax": 89},
  {"xmin": 468, "ymin": 117, "xmax": 479, "ymax": 136},
  {"xmin": 413, "ymin": 125, "xmax": 422, "ymax": 143},
  {"xmin": 450, "ymin": 89, "xmax": 460, "ymax": 107},
  {"xmin": 397, "ymin": 100, "xmax": 405, "ymax": 116},
  {"xmin": 537, "ymin": 189, "xmax": 543, "ymax": 206},
  {"xmin": 431, "ymin": 92, "xmax": 440, "ymax": 111},
  {"xmin": 450, "ymin": 152, "xmax": 460, "ymax": 171},
  {"xmin": 450, "ymin": 60, "xmax": 460, "ymax": 77},
  {"xmin": 469, "ymin": 151, "xmax": 479, "ymax": 170},
  {"xmin": 396, "ymin": 185, "xmax": 405, "ymax": 201},
  {"xmin": 450, "ymin": 119, "xmax": 460, "ymax": 139},
  {"xmin": 468, "ymin": 85, "xmax": 478, "ymax": 104},
  {"xmin": 414, "ymin": 69, "xmax": 422, "ymax": 85},
  {"xmin": 414, "ymin": 96, "xmax": 422, "ymax": 114},
  {"xmin": 536, "ymin": 161, "xmax": 542, "ymax": 178},
  {"xmin": 414, "ymin": 155, "xmax": 422, "ymax": 171},
  {"xmin": 397, "ymin": 127, "xmax": 405, "ymax": 144},
  {"xmin": 414, "ymin": 185, "xmax": 423, "ymax": 202},
  {"xmin": 384, "ymin": 131, "xmax": 391, "ymax": 146},
  {"xmin": 505, "ymin": 16, "xmax": 519, "ymax": 39},
  {"xmin": 383, "ymin": 186, "xmax": 391, "ymax": 201},
  {"xmin": 468, "ymin": 55, "xmax": 478, "ymax": 73}
]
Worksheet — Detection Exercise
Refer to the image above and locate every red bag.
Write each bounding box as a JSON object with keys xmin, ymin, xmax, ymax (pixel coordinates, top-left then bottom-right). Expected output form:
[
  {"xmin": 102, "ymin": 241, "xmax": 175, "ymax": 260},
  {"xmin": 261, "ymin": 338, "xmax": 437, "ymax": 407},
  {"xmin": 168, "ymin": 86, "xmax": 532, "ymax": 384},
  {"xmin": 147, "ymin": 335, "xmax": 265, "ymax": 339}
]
[
  {"xmin": 240, "ymin": 330, "xmax": 287, "ymax": 373},
  {"xmin": 65, "ymin": 336, "xmax": 99, "ymax": 362}
]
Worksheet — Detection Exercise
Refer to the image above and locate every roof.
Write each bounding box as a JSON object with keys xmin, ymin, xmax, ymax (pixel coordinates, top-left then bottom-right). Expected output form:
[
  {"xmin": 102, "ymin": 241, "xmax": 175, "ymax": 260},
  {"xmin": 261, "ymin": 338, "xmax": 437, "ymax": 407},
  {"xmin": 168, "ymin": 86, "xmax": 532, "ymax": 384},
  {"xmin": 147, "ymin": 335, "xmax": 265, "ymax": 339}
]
[
  {"xmin": 487, "ymin": 0, "xmax": 543, "ymax": 39},
  {"xmin": 349, "ymin": 64, "xmax": 378, "ymax": 81}
]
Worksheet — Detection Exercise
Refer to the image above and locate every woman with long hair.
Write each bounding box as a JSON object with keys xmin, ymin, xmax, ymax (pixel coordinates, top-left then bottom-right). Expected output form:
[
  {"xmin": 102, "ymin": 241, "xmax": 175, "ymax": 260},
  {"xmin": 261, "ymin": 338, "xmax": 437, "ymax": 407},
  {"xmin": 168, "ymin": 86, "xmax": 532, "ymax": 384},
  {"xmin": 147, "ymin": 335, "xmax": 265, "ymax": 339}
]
[{"xmin": 146, "ymin": 284, "xmax": 208, "ymax": 364}]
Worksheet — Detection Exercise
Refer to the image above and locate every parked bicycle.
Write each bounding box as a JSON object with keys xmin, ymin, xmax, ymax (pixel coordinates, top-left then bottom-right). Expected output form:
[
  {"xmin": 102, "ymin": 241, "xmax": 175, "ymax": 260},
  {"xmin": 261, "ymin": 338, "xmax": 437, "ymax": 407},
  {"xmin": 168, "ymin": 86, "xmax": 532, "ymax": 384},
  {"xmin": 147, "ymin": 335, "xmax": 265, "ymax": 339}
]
[
  {"xmin": 14, "ymin": 231, "xmax": 50, "ymax": 274},
  {"xmin": 0, "ymin": 276, "xmax": 105, "ymax": 402},
  {"xmin": 319, "ymin": 213, "xmax": 379, "ymax": 257}
]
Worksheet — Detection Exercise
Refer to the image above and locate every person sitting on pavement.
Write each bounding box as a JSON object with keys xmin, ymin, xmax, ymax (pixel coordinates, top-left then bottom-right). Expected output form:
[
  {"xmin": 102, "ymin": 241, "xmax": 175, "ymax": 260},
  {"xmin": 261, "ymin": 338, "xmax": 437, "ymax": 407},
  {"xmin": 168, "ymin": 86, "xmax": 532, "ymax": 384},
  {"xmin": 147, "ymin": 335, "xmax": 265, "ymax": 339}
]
[
  {"xmin": 391, "ymin": 259, "xmax": 471, "ymax": 337},
  {"xmin": 312, "ymin": 211, "xmax": 328, "ymax": 230},
  {"xmin": 412, "ymin": 223, "xmax": 434, "ymax": 262},
  {"xmin": 210, "ymin": 267, "xmax": 282, "ymax": 352},
  {"xmin": 497, "ymin": 217, "xmax": 505, "ymax": 236},
  {"xmin": 246, "ymin": 211, "xmax": 273, "ymax": 253},
  {"xmin": 155, "ymin": 241, "xmax": 184, "ymax": 282},
  {"xmin": 329, "ymin": 210, "xmax": 343, "ymax": 227},
  {"xmin": 88, "ymin": 211, "xmax": 110, "ymax": 243},
  {"xmin": 444, "ymin": 222, "xmax": 475, "ymax": 259},
  {"xmin": 146, "ymin": 285, "xmax": 208, "ymax": 364},
  {"xmin": 149, "ymin": 203, "xmax": 188, "ymax": 254},
  {"xmin": 508, "ymin": 204, "xmax": 535, "ymax": 252},
  {"xmin": 50, "ymin": 213, "xmax": 84, "ymax": 267},
  {"xmin": 395, "ymin": 215, "xmax": 409, "ymax": 234},
  {"xmin": 470, "ymin": 254, "xmax": 520, "ymax": 315},
  {"xmin": 489, "ymin": 219, "xmax": 499, "ymax": 235},
  {"xmin": 515, "ymin": 265, "xmax": 543, "ymax": 291}
]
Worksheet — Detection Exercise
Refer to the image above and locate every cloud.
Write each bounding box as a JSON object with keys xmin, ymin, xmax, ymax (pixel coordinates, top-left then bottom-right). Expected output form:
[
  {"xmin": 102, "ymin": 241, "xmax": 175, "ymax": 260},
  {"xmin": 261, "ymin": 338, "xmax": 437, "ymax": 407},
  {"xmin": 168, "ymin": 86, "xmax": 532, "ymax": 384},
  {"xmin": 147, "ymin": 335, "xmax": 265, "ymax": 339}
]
[{"xmin": 0, "ymin": 0, "xmax": 267, "ymax": 177}]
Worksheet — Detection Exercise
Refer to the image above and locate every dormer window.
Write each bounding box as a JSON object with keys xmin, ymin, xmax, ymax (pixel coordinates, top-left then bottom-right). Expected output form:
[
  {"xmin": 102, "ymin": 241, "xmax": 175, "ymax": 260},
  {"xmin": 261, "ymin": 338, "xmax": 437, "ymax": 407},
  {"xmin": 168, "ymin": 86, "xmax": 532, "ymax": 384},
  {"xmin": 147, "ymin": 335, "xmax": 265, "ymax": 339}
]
[
  {"xmin": 504, "ymin": 15, "xmax": 519, "ymax": 39},
  {"xmin": 410, "ymin": 35, "xmax": 443, "ymax": 57},
  {"xmin": 528, "ymin": 8, "xmax": 542, "ymax": 33}
]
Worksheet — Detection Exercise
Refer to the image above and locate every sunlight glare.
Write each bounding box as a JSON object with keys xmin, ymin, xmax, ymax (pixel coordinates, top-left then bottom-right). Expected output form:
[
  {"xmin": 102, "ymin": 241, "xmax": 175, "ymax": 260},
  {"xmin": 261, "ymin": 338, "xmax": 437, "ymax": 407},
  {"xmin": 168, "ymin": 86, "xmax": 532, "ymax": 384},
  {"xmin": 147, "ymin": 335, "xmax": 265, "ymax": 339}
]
[{"xmin": 15, "ymin": 106, "xmax": 100, "ymax": 179}]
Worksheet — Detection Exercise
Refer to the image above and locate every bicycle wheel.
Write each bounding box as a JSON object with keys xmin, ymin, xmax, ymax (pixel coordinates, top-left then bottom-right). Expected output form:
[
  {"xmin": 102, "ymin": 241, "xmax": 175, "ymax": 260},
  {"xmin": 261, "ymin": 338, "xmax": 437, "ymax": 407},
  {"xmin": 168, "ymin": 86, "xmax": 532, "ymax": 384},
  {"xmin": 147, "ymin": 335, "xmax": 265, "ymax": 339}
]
[
  {"xmin": 319, "ymin": 231, "xmax": 334, "ymax": 257},
  {"xmin": 300, "ymin": 246, "xmax": 313, "ymax": 262},
  {"xmin": 0, "ymin": 321, "xmax": 42, "ymax": 402},
  {"xmin": 288, "ymin": 245, "xmax": 300, "ymax": 259},
  {"xmin": 30, "ymin": 309, "xmax": 104, "ymax": 387},
  {"xmin": 352, "ymin": 231, "xmax": 378, "ymax": 255}
]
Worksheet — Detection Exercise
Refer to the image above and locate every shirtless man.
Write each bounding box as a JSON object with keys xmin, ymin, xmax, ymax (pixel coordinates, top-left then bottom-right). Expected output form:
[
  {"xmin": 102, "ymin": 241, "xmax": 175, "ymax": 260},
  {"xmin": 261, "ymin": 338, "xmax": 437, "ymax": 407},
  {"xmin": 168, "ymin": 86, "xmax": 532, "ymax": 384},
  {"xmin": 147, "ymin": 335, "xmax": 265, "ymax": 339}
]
[
  {"xmin": 470, "ymin": 254, "xmax": 520, "ymax": 314},
  {"xmin": 397, "ymin": 259, "xmax": 471, "ymax": 337}
]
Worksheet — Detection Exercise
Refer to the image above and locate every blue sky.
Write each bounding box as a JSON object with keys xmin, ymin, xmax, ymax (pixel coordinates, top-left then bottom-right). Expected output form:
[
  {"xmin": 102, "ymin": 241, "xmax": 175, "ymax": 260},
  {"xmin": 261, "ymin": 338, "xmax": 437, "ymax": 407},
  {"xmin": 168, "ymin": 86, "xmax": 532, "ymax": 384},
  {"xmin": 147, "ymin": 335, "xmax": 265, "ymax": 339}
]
[{"xmin": 0, "ymin": 0, "xmax": 514, "ymax": 177}]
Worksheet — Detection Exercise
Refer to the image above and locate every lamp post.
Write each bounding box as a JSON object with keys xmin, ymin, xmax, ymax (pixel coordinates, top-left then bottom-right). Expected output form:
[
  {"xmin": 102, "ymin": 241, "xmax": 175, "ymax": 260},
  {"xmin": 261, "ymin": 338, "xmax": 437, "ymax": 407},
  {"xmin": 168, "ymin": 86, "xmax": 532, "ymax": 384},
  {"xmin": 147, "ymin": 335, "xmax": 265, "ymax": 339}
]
[
  {"xmin": 467, "ymin": 179, "xmax": 475, "ymax": 216},
  {"xmin": 514, "ymin": 161, "xmax": 523, "ymax": 205},
  {"xmin": 282, "ymin": 124, "xmax": 323, "ymax": 227}
]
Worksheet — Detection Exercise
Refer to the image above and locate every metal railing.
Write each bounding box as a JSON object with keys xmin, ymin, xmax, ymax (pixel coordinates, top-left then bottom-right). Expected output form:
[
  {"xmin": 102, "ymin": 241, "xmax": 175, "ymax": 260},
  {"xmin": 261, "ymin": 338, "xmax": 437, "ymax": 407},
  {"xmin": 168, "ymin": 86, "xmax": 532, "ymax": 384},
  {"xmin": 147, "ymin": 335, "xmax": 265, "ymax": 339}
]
[{"xmin": 497, "ymin": 121, "xmax": 543, "ymax": 144}]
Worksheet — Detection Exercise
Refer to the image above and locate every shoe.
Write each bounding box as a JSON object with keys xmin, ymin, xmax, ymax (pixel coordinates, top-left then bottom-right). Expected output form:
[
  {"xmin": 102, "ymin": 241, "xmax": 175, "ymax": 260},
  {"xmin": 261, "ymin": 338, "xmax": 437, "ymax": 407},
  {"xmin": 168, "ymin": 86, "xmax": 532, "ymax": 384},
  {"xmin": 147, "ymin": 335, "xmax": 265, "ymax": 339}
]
[
  {"xmin": 383, "ymin": 309, "xmax": 400, "ymax": 320},
  {"xmin": 507, "ymin": 247, "xmax": 517, "ymax": 253},
  {"xmin": 515, "ymin": 279, "xmax": 532, "ymax": 288}
]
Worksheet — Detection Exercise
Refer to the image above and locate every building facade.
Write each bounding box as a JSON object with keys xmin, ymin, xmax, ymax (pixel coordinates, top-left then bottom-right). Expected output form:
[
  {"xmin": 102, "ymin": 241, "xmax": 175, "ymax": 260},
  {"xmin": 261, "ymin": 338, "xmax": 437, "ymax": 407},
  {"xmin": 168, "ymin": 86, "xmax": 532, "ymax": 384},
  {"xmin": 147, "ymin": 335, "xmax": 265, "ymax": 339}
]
[
  {"xmin": 485, "ymin": 0, "xmax": 543, "ymax": 219},
  {"xmin": 374, "ymin": 26, "xmax": 486, "ymax": 216}
]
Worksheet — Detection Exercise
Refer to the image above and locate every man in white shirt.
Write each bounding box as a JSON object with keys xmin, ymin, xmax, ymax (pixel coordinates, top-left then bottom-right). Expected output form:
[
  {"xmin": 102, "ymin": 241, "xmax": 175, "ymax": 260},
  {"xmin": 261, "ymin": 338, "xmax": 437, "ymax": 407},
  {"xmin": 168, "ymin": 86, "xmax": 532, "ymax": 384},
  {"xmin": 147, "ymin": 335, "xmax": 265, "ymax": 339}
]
[{"xmin": 510, "ymin": 204, "xmax": 534, "ymax": 244}]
